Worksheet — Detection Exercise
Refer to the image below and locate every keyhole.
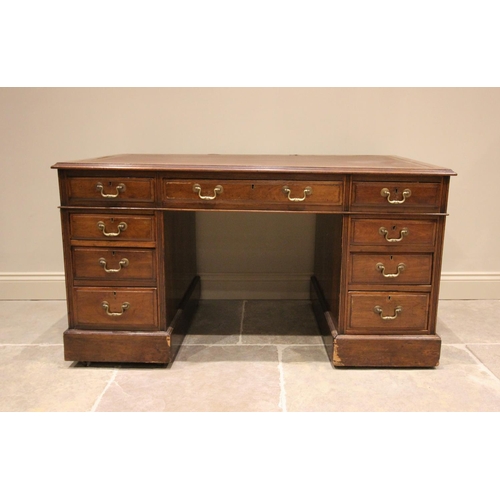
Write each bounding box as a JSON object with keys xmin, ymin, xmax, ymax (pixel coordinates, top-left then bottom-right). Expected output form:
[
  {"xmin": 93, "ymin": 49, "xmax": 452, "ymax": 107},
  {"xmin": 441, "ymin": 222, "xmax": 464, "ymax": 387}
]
[
  {"xmin": 392, "ymin": 225, "xmax": 396, "ymax": 230},
  {"xmin": 395, "ymin": 187, "xmax": 398, "ymax": 194},
  {"xmin": 111, "ymin": 217, "xmax": 114, "ymax": 223},
  {"xmin": 390, "ymin": 255, "xmax": 393, "ymax": 260},
  {"xmin": 113, "ymin": 291, "xmax": 116, "ymax": 297},
  {"xmin": 112, "ymin": 251, "xmax": 115, "ymax": 256},
  {"xmin": 251, "ymin": 184, "xmax": 255, "ymax": 189},
  {"xmin": 388, "ymin": 295, "xmax": 391, "ymax": 301}
]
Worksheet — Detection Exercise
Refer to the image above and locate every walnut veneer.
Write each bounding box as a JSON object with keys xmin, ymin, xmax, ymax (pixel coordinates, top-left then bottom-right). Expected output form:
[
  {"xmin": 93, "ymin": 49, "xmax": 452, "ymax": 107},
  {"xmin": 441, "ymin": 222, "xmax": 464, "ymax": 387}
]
[{"xmin": 53, "ymin": 154, "xmax": 456, "ymax": 367}]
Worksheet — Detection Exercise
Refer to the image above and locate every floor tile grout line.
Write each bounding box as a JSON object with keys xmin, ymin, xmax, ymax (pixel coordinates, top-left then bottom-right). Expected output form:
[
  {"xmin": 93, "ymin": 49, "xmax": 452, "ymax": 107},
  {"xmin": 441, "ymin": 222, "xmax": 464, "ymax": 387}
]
[
  {"xmin": 0, "ymin": 343, "xmax": 64, "ymax": 346},
  {"xmin": 91, "ymin": 369, "xmax": 118, "ymax": 412},
  {"xmin": 462, "ymin": 345, "xmax": 500, "ymax": 383},
  {"xmin": 184, "ymin": 342, "xmax": 322, "ymax": 347},
  {"xmin": 237, "ymin": 300, "xmax": 246, "ymax": 345},
  {"xmin": 448, "ymin": 342, "xmax": 500, "ymax": 345},
  {"xmin": 277, "ymin": 345, "xmax": 287, "ymax": 412}
]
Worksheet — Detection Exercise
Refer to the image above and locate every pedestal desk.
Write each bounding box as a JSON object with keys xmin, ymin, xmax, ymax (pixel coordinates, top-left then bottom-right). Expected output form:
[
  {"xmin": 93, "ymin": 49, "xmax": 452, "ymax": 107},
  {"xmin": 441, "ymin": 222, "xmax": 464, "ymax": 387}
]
[{"xmin": 53, "ymin": 154, "xmax": 456, "ymax": 367}]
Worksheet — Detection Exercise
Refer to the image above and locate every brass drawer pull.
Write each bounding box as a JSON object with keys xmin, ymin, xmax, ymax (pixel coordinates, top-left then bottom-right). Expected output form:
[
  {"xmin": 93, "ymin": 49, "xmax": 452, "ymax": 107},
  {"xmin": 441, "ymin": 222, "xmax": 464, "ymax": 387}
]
[
  {"xmin": 374, "ymin": 305, "xmax": 402, "ymax": 320},
  {"xmin": 380, "ymin": 187, "xmax": 411, "ymax": 204},
  {"xmin": 98, "ymin": 257, "xmax": 129, "ymax": 273},
  {"xmin": 193, "ymin": 184, "xmax": 223, "ymax": 200},
  {"xmin": 376, "ymin": 262, "xmax": 406, "ymax": 278},
  {"xmin": 102, "ymin": 301, "xmax": 130, "ymax": 316},
  {"xmin": 97, "ymin": 221, "xmax": 127, "ymax": 237},
  {"xmin": 379, "ymin": 226, "xmax": 409, "ymax": 242},
  {"xmin": 96, "ymin": 182, "xmax": 126, "ymax": 198},
  {"xmin": 282, "ymin": 186, "xmax": 313, "ymax": 202}
]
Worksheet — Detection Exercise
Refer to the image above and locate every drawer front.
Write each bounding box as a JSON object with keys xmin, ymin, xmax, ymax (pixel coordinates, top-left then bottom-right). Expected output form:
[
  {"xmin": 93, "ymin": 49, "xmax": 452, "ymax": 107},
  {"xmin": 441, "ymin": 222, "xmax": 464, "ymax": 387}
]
[
  {"xmin": 73, "ymin": 288, "xmax": 159, "ymax": 330},
  {"xmin": 350, "ymin": 219, "xmax": 437, "ymax": 246},
  {"xmin": 351, "ymin": 181, "xmax": 441, "ymax": 211},
  {"xmin": 347, "ymin": 292, "xmax": 430, "ymax": 332},
  {"xmin": 72, "ymin": 248, "xmax": 156, "ymax": 281},
  {"xmin": 350, "ymin": 253, "xmax": 433, "ymax": 285},
  {"xmin": 163, "ymin": 180, "xmax": 343, "ymax": 208},
  {"xmin": 70, "ymin": 214, "xmax": 155, "ymax": 242},
  {"xmin": 67, "ymin": 177, "xmax": 155, "ymax": 204}
]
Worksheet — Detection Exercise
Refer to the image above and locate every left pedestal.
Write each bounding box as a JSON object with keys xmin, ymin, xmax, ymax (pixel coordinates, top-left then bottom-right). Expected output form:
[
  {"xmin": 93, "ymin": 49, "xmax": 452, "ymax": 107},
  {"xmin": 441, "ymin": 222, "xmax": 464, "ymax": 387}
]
[
  {"xmin": 57, "ymin": 168, "xmax": 199, "ymax": 364},
  {"xmin": 64, "ymin": 276, "xmax": 200, "ymax": 364}
]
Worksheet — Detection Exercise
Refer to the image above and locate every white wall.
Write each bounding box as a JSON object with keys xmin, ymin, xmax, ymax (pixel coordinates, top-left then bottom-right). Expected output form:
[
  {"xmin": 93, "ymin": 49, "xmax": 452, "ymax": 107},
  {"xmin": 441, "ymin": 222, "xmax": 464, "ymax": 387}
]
[{"xmin": 1, "ymin": 88, "xmax": 499, "ymax": 299}]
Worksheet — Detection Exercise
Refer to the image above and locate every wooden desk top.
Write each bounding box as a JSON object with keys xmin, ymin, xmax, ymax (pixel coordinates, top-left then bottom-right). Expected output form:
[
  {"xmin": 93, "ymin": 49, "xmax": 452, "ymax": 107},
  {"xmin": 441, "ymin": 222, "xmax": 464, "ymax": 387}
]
[{"xmin": 52, "ymin": 154, "xmax": 456, "ymax": 176}]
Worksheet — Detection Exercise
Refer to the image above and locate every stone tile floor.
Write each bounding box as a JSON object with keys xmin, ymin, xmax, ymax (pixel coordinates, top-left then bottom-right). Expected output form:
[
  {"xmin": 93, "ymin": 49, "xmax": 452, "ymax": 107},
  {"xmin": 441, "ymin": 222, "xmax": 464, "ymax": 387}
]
[{"xmin": 1, "ymin": 299, "xmax": 500, "ymax": 412}]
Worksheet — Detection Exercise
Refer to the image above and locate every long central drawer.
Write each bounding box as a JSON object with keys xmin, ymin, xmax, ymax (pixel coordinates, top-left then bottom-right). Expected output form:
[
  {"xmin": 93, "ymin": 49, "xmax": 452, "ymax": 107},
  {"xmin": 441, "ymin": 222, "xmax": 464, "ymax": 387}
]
[{"xmin": 163, "ymin": 179, "xmax": 343, "ymax": 210}]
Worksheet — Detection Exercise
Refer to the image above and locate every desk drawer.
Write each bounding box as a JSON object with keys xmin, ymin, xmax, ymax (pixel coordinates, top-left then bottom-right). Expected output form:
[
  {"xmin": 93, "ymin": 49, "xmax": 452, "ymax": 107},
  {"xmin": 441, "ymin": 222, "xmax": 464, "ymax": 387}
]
[
  {"xmin": 350, "ymin": 218, "xmax": 437, "ymax": 247},
  {"xmin": 73, "ymin": 287, "xmax": 159, "ymax": 330},
  {"xmin": 72, "ymin": 248, "xmax": 156, "ymax": 282},
  {"xmin": 163, "ymin": 180, "xmax": 343, "ymax": 209},
  {"xmin": 351, "ymin": 181, "xmax": 441, "ymax": 211},
  {"xmin": 67, "ymin": 177, "xmax": 155, "ymax": 205},
  {"xmin": 347, "ymin": 292, "xmax": 430, "ymax": 332},
  {"xmin": 70, "ymin": 214, "xmax": 155, "ymax": 242},
  {"xmin": 350, "ymin": 253, "xmax": 433, "ymax": 285}
]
